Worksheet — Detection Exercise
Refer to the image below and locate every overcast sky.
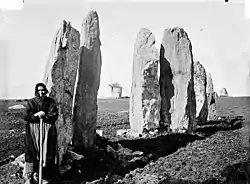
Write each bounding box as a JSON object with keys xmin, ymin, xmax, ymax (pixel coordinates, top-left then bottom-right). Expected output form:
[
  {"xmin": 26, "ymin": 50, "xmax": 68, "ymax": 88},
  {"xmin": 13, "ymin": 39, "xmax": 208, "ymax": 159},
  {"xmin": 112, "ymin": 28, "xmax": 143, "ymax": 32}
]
[{"xmin": 0, "ymin": 0, "xmax": 249, "ymax": 99}]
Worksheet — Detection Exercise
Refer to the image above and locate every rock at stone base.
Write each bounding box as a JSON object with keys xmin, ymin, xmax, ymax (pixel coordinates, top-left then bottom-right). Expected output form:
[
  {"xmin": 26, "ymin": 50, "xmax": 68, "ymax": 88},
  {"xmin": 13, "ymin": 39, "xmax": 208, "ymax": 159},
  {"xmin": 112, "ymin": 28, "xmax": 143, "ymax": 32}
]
[
  {"xmin": 66, "ymin": 150, "xmax": 84, "ymax": 161},
  {"xmin": 96, "ymin": 130, "xmax": 103, "ymax": 137},
  {"xmin": 106, "ymin": 145, "xmax": 118, "ymax": 159},
  {"xmin": 11, "ymin": 153, "xmax": 25, "ymax": 167},
  {"xmin": 116, "ymin": 129, "xmax": 130, "ymax": 137},
  {"xmin": 116, "ymin": 129, "xmax": 143, "ymax": 138}
]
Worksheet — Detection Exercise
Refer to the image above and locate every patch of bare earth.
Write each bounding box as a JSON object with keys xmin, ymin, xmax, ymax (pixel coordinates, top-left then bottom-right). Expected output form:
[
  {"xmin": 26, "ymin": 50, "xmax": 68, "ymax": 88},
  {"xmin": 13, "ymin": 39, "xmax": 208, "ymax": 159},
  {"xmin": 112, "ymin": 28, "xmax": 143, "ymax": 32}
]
[
  {"xmin": 0, "ymin": 113, "xmax": 25, "ymax": 184},
  {"xmin": 120, "ymin": 128, "xmax": 248, "ymax": 184},
  {"xmin": 1, "ymin": 98, "xmax": 250, "ymax": 183}
]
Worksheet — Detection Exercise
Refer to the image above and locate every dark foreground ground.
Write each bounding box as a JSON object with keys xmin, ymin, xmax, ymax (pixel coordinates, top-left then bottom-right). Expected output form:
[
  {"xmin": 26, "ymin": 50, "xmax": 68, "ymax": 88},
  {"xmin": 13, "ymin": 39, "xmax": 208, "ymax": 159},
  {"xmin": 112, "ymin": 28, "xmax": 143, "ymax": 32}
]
[{"xmin": 0, "ymin": 97, "xmax": 250, "ymax": 183}]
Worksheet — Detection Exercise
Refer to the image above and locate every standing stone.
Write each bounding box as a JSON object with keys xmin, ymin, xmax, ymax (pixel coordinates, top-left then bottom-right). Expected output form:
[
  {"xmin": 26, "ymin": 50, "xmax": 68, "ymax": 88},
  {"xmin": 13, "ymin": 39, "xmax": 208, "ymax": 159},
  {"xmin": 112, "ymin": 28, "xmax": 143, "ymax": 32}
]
[
  {"xmin": 219, "ymin": 88, "xmax": 228, "ymax": 97},
  {"xmin": 129, "ymin": 28, "xmax": 160, "ymax": 135},
  {"xmin": 206, "ymin": 73, "xmax": 214, "ymax": 93},
  {"xmin": 160, "ymin": 27, "xmax": 196, "ymax": 132},
  {"xmin": 72, "ymin": 11, "xmax": 102, "ymax": 151},
  {"xmin": 215, "ymin": 92, "xmax": 218, "ymax": 98},
  {"xmin": 206, "ymin": 73, "xmax": 217, "ymax": 120},
  {"xmin": 43, "ymin": 20, "xmax": 80, "ymax": 164},
  {"xmin": 194, "ymin": 61, "xmax": 208, "ymax": 123}
]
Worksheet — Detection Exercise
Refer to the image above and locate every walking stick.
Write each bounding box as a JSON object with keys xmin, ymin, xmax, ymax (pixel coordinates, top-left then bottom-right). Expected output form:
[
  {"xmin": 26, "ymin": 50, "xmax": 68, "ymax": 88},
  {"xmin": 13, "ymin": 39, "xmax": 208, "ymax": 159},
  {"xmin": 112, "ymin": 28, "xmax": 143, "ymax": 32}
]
[{"xmin": 39, "ymin": 118, "xmax": 43, "ymax": 184}]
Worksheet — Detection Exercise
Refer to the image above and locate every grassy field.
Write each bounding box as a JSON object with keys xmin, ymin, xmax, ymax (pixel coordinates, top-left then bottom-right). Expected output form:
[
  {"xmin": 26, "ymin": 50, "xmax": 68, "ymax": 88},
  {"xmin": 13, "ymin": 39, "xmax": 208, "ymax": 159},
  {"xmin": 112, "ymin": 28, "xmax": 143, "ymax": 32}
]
[
  {"xmin": 216, "ymin": 96, "xmax": 250, "ymax": 120},
  {"xmin": 2, "ymin": 95, "xmax": 250, "ymax": 114},
  {"xmin": 97, "ymin": 98, "xmax": 129, "ymax": 112},
  {"xmin": 0, "ymin": 97, "xmax": 129, "ymax": 113}
]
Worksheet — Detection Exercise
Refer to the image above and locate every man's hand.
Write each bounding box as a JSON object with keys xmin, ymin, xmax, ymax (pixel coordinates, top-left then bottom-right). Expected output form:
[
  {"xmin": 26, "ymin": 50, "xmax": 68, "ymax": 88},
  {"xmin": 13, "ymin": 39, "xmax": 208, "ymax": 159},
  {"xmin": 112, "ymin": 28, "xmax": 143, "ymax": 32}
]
[{"xmin": 34, "ymin": 111, "xmax": 45, "ymax": 118}]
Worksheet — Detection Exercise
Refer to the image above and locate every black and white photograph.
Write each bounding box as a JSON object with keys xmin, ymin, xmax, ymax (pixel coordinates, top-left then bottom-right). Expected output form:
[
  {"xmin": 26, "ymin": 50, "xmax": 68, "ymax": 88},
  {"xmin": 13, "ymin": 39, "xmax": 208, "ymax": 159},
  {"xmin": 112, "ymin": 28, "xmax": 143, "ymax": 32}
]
[{"xmin": 0, "ymin": 0, "xmax": 250, "ymax": 183}]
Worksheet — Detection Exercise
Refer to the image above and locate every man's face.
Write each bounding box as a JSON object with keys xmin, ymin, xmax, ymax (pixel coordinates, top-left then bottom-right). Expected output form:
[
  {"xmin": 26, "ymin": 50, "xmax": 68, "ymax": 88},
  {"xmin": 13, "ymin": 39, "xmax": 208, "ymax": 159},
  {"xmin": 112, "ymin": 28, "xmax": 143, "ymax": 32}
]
[{"xmin": 37, "ymin": 86, "xmax": 46, "ymax": 98}]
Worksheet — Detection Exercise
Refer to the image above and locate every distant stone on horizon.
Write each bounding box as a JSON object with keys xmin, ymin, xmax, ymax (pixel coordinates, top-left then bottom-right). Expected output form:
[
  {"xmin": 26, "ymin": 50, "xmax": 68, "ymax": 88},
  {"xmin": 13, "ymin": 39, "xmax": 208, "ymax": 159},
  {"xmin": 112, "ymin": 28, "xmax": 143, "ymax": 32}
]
[
  {"xmin": 206, "ymin": 73, "xmax": 217, "ymax": 121},
  {"xmin": 8, "ymin": 104, "xmax": 26, "ymax": 110},
  {"xmin": 219, "ymin": 88, "xmax": 228, "ymax": 97},
  {"xmin": 72, "ymin": 11, "xmax": 102, "ymax": 150},
  {"xmin": 129, "ymin": 28, "xmax": 160, "ymax": 135},
  {"xmin": 160, "ymin": 27, "xmax": 196, "ymax": 133},
  {"xmin": 43, "ymin": 20, "xmax": 80, "ymax": 164},
  {"xmin": 194, "ymin": 61, "xmax": 208, "ymax": 124}
]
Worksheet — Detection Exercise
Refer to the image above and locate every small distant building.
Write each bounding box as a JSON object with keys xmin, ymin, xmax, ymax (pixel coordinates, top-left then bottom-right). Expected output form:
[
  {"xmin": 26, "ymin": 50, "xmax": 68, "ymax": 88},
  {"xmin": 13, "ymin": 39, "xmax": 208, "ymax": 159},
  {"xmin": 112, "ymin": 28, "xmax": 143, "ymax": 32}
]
[{"xmin": 109, "ymin": 82, "xmax": 123, "ymax": 98}]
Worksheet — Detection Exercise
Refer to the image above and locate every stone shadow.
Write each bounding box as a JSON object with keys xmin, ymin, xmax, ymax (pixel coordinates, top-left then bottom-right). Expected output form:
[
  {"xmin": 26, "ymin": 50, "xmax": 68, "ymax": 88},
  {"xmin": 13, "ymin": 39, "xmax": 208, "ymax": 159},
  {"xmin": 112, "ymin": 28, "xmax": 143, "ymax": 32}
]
[
  {"xmin": 56, "ymin": 116, "xmax": 244, "ymax": 183},
  {"xmin": 116, "ymin": 133, "xmax": 204, "ymax": 160},
  {"xmin": 57, "ymin": 132, "xmax": 205, "ymax": 183},
  {"xmin": 194, "ymin": 116, "xmax": 244, "ymax": 136},
  {"xmin": 159, "ymin": 44, "xmax": 174, "ymax": 130}
]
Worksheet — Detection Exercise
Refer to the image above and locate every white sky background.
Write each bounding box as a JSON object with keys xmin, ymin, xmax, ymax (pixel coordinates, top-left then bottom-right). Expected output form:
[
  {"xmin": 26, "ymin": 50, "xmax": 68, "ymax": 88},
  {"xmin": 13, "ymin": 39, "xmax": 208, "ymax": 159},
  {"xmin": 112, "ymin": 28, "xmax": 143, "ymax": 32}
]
[{"xmin": 0, "ymin": 0, "xmax": 250, "ymax": 99}]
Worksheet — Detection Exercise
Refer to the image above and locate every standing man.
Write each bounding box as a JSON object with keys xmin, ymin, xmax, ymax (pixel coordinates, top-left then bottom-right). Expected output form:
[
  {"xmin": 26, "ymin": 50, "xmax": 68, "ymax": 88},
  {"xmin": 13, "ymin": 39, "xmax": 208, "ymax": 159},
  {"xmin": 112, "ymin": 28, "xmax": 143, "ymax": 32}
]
[{"xmin": 23, "ymin": 83, "xmax": 58, "ymax": 184}]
